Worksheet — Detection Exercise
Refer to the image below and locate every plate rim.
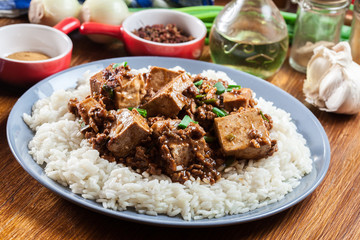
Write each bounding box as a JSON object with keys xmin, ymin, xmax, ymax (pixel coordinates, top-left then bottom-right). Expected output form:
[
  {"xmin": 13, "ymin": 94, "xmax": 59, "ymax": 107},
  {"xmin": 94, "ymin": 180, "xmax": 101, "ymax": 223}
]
[{"xmin": 6, "ymin": 56, "xmax": 331, "ymax": 227}]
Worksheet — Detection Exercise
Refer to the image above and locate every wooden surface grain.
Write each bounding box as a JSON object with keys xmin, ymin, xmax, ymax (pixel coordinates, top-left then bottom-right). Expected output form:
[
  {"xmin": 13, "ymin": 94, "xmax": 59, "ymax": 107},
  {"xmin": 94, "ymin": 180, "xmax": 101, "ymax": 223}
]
[{"xmin": 1, "ymin": 11, "xmax": 360, "ymax": 240}]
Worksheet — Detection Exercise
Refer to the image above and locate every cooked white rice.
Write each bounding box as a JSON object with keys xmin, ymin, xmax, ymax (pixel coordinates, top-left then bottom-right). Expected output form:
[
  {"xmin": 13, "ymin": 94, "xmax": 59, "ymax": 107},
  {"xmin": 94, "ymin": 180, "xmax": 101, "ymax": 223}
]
[{"xmin": 23, "ymin": 67, "xmax": 312, "ymax": 221}]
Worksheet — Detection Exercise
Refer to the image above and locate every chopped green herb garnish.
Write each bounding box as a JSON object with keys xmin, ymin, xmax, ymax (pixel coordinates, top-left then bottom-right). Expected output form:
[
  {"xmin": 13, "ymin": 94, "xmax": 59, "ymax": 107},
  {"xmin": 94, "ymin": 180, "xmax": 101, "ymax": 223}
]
[
  {"xmin": 102, "ymin": 84, "xmax": 114, "ymax": 99},
  {"xmin": 194, "ymin": 80, "xmax": 203, "ymax": 87},
  {"xmin": 202, "ymin": 98, "xmax": 217, "ymax": 104},
  {"xmin": 226, "ymin": 133, "xmax": 236, "ymax": 141},
  {"xmin": 113, "ymin": 61, "xmax": 128, "ymax": 69},
  {"xmin": 137, "ymin": 109, "xmax": 147, "ymax": 118},
  {"xmin": 195, "ymin": 94, "xmax": 205, "ymax": 99},
  {"xmin": 204, "ymin": 135, "xmax": 216, "ymax": 143},
  {"xmin": 128, "ymin": 107, "xmax": 147, "ymax": 118},
  {"xmin": 260, "ymin": 111, "xmax": 269, "ymax": 122},
  {"xmin": 212, "ymin": 107, "xmax": 228, "ymax": 117},
  {"xmin": 226, "ymin": 85, "xmax": 241, "ymax": 92},
  {"xmin": 214, "ymin": 82, "xmax": 226, "ymax": 95},
  {"xmin": 178, "ymin": 115, "xmax": 198, "ymax": 129}
]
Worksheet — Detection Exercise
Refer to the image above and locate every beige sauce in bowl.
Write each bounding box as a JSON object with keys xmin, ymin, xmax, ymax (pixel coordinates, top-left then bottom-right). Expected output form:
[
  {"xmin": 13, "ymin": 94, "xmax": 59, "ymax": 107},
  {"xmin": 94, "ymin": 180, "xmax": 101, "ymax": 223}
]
[{"xmin": 6, "ymin": 51, "xmax": 51, "ymax": 61}]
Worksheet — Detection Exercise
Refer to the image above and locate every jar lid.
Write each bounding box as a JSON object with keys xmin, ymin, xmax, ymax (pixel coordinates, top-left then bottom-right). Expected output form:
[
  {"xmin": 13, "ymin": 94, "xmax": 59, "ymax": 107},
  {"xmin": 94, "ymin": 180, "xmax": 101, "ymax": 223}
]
[{"xmin": 310, "ymin": 0, "xmax": 349, "ymax": 6}]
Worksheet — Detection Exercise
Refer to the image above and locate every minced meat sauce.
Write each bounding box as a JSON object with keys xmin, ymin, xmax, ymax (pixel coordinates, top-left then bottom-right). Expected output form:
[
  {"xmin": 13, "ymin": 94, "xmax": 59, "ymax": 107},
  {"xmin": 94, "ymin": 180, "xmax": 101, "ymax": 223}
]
[
  {"xmin": 132, "ymin": 24, "xmax": 195, "ymax": 43},
  {"xmin": 68, "ymin": 63, "xmax": 277, "ymax": 184}
]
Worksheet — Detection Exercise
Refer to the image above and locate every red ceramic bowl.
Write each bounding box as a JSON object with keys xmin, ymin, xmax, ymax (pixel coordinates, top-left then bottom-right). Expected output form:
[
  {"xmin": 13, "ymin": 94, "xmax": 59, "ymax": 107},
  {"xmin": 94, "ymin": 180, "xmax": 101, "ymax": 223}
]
[
  {"xmin": 80, "ymin": 9, "xmax": 207, "ymax": 59},
  {"xmin": 0, "ymin": 17, "xmax": 80, "ymax": 86}
]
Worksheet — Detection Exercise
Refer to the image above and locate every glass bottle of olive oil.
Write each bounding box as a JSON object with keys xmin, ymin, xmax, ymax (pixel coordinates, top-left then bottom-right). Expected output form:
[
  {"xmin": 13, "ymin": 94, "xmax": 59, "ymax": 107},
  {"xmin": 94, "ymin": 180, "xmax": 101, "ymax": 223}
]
[{"xmin": 209, "ymin": 0, "xmax": 289, "ymax": 79}]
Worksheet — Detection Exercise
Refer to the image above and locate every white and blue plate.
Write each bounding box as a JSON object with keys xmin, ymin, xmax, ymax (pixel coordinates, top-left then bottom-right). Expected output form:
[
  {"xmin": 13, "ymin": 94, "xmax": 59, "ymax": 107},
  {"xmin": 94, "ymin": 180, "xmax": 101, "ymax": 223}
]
[{"xmin": 7, "ymin": 56, "xmax": 330, "ymax": 227}]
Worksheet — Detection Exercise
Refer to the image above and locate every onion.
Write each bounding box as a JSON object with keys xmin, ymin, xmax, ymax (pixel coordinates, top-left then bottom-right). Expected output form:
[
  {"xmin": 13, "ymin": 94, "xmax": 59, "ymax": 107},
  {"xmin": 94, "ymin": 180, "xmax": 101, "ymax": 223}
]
[
  {"xmin": 80, "ymin": 0, "xmax": 129, "ymax": 43},
  {"xmin": 28, "ymin": 0, "xmax": 81, "ymax": 26}
]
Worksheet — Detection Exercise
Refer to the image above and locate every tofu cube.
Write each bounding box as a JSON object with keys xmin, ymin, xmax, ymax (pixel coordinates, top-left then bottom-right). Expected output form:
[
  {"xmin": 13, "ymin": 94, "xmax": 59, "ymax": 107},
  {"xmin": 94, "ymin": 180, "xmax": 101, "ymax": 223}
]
[
  {"xmin": 141, "ymin": 73, "xmax": 193, "ymax": 117},
  {"xmin": 214, "ymin": 108, "xmax": 275, "ymax": 159},
  {"xmin": 223, "ymin": 88, "xmax": 253, "ymax": 111},
  {"xmin": 145, "ymin": 66, "xmax": 181, "ymax": 92},
  {"xmin": 89, "ymin": 71, "xmax": 104, "ymax": 96},
  {"xmin": 77, "ymin": 97, "xmax": 103, "ymax": 125},
  {"xmin": 114, "ymin": 74, "xmax": 146, "ymax": 109},
  {"xmin": 107, "ymin": 109, "xmax": 150, "ymax": 157}
]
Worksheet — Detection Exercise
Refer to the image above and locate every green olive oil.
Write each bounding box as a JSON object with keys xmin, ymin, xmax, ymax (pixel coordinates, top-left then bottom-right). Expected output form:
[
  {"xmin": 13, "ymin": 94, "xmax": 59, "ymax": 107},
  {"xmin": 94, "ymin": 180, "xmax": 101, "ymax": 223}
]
[{"xmin": 209, "ymin": 28, "xmax": 288, "ymax": 79}]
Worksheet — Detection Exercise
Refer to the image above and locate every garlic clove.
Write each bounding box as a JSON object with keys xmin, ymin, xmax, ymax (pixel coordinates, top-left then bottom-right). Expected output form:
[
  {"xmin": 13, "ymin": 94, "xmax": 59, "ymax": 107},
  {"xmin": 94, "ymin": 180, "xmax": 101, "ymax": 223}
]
[
  {"xmin": 318, "ymin": 65, "xmax": 343, "ymax": 101},
  {"xmin": 319, "ymin": 69, "xmax": 348, "ymax": 112},
  {"xmin": 304, "ymin": 52, "xmax": 332, "ymax": 99},
  {"xmin": 334, "ymin": 65, "xmax": 360, "ymax": 114}
]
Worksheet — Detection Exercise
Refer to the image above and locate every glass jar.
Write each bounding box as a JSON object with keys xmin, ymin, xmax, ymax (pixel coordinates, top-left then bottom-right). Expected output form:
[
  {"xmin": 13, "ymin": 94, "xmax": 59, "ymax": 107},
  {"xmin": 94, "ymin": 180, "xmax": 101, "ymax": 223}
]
[
  {"xmin": 350, "ymin": 0, "xmax": 360, "ymax": 64},
  {"xmin": 289, "ymin": 0, "xmax": 349, "ymax": 73},
  {"xmin": 209, "ymin": 0, "xmax": 289, "ymax": 79}
]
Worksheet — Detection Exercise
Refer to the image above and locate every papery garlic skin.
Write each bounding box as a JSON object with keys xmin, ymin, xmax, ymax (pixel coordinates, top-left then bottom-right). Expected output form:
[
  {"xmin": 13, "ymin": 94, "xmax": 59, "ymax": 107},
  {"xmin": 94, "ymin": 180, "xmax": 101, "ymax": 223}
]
[
  {"xmin": 28, "ymin": 0, "xmax": 81, "ymax": 26},
  {"xmin": 304, "ymin": 42, "xmax": 360, "ymax": 114}
]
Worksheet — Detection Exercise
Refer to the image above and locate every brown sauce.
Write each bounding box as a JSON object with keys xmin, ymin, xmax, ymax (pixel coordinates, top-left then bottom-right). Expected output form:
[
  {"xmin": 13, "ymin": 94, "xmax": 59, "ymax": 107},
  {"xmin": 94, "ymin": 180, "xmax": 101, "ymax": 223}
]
[
  {"xmin": 68, "ymin": 64, "xmax": 278, "ymax": 184},
  {"xmin": 6, "ymin": 51, "xmax": 51, "ymax": 61}
]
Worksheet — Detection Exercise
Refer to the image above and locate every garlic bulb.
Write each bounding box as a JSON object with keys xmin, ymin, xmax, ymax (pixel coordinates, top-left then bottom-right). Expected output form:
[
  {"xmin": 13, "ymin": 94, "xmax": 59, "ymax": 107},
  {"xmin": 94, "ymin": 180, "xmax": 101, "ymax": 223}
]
[
  {"xmin": 28, "ymin": 0, "xmax": 81, "ymax": 26},
  {"xmin": 303, "ymin": 42, "xmax": 360, "ymax": 114}
]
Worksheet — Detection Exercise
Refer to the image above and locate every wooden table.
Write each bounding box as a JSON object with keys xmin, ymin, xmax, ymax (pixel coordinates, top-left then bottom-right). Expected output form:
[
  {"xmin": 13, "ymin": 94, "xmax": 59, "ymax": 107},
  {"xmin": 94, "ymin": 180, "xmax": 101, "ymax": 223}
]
[{"xmin": 1, "ymin": 14, "xmax": 360, "ymax": 240}]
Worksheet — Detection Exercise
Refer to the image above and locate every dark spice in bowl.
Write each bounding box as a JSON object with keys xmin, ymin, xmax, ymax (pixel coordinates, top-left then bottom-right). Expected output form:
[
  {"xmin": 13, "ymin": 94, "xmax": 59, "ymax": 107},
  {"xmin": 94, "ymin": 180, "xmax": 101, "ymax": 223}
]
[{"xmin": 132, "ymin": 24, "xmax": 195, "ymax": 43}]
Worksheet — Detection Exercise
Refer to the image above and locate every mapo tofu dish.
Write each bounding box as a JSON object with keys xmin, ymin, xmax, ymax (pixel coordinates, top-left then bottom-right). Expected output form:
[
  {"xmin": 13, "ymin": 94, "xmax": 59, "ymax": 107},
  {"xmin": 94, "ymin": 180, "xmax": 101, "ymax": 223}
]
[{"xmin": 68, "ymin": 63, "xmax": 278, "ymax": 184}]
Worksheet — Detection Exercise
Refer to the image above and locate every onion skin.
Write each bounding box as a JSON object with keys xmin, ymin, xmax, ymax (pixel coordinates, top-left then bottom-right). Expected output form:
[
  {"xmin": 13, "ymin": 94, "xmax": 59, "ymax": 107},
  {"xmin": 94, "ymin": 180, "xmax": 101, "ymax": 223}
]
[
  {"xmin": 80, "ymin": 0, "xmax": 129, "ymax": 43},
  {"xmin": 28, "ymin": 0, "xmax": 81, "ymax": 26}
]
